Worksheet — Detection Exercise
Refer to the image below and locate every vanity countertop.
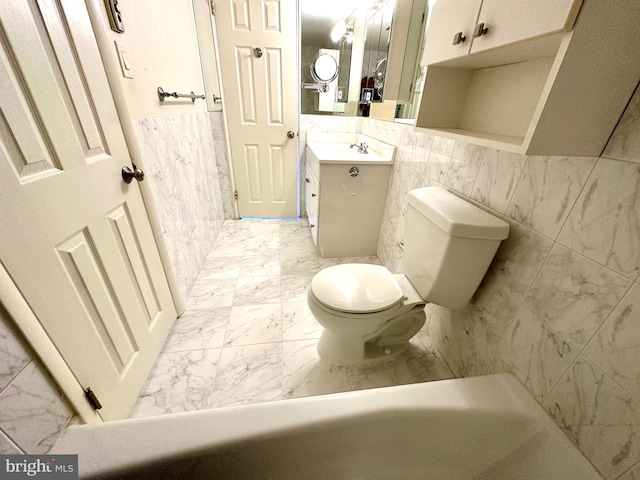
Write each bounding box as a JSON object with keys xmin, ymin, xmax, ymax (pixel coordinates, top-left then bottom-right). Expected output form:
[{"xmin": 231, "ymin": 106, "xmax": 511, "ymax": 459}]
[{"xmin": 306, "ymin": 142, "xmax": 395, "ymax": 165}]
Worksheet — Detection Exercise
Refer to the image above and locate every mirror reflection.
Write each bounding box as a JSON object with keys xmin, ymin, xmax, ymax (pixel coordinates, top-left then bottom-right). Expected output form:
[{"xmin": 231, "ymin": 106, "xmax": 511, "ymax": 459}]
[
  {"xmin": 300, "ymin": 0, "xmax": 428, "ymax": 123},
  {"xmin": 302, "ymin": 52, "xmax": 340, "ymax": 94}
]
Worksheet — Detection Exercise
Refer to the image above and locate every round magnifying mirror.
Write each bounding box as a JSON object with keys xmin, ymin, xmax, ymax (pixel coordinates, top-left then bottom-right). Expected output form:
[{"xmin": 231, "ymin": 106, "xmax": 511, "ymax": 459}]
[{"xmin": 310, "ymin": 53, "xmax": 339, "ymax": 83}]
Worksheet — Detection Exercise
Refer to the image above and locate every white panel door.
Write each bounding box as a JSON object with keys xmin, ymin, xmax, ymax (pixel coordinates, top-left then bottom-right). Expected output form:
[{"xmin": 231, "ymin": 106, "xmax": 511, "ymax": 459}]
[
  {"xmin": 0, "ymin": 0, "xmax": 176, "ymax": 420},
  {"xmin": 215, "ymin": 0, "xmax": 298, "ymax": 218}
]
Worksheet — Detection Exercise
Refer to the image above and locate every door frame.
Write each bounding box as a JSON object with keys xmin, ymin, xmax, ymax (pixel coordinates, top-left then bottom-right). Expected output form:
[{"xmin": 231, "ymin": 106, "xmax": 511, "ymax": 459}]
[
  {"xmin": 0, "ymin": 0, "xmax": 182, "ymax": 424},
  {"xmin": 207, "ymin": 1, "xmax": 240, "ymax": 219}
]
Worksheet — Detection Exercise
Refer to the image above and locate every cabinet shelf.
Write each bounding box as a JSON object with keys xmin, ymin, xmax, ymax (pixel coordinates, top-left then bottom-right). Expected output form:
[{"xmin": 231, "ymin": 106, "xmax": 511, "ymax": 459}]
[{"xmin": 416, "ymin": 0, "xmax": 640, "ymax": 157}]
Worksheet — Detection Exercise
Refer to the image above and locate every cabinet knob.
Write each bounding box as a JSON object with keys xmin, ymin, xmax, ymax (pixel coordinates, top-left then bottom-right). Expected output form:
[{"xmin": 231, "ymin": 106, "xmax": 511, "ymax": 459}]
[
  {"xmin": 473, "ymin": 22, "xmax": 488, "ymax": 38},
  {"xmin": 310, "ymin": 224, "xmax": 315, "ymax": 228},
  {"xmin": 452, "ymin": 31, "xmax": 466, "ymax": 45},
  {"xmin": 305, "ymin": 178, "xmax": 310, "ymax": 183},
  {"xmin": 311, "ymin": 193, "xmax": 316, "ymax": 197}
]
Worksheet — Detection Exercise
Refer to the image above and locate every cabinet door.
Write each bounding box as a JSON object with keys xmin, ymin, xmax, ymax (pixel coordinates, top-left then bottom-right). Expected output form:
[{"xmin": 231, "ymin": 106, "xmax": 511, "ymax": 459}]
[
  {"xmin": 305, "ymin": 164, "xmax": 320, "ymax": 244},
  {"xmin": 422, "ymin": 0, "xmax": 482, "ymax": 65},
  {"xmin": 470, "ymin": 0, "xmax": 582, "ymax": 54}
]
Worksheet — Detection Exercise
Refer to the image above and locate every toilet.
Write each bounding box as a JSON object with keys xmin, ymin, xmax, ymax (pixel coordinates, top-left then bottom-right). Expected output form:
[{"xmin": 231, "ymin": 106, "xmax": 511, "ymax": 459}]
[{"xmin": 307, "ymin": 186, "xmax": 510, "ymax": 364}]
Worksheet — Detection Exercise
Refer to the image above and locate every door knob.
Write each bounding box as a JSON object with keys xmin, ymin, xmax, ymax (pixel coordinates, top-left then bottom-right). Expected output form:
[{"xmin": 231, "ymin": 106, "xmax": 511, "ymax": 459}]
[
  {"xmin": 287, "ymin": 131, "xmax": 295, "ymax": 139},
  {"xmin": 122, "ymin": 164, "xmax": 145, "ymax": 184}
]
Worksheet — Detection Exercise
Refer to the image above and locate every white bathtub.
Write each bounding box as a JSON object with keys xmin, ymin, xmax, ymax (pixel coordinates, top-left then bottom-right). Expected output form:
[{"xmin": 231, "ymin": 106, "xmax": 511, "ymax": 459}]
[{"xmin": 53, "ymin": 374, "xmax": 602, "ymax": 479}]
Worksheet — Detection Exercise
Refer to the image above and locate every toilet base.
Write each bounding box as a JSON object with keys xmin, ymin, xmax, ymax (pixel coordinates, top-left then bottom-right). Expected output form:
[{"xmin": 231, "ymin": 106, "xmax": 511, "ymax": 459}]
[
  {"xmin": 317, "ymin": 330, "xmax": 410, "ymax": 365},
  {"xmin": 316, "ymin": 306, "xmax": 426, "ymax": 365}
]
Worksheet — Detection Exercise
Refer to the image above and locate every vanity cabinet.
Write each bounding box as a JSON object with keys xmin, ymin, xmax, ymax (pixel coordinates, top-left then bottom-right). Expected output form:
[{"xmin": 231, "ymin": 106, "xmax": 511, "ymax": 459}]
[
  {"xmin": 305, "ymin": 163, "xmax": 319, "ymax": 246},
  {"xmin": 305, "ymin": 145, "xmax": 392, "ymax": 258},
  {"xmin": 416, "ymin": 0, "xmax": 640, "ymax": 156}
]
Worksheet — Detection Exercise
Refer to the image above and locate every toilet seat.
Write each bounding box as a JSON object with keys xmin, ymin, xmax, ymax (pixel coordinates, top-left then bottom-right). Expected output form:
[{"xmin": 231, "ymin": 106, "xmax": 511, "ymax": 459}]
[{"xmin": 310, "ymin": 264, "xmax": 404, "ymax": 313}]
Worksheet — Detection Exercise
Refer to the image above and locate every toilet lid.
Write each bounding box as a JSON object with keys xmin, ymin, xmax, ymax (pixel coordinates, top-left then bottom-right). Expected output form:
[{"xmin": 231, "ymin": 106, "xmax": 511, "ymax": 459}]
[{"xmin": 310, "ymin": 264, "xmax": 404, "ymax": 313}]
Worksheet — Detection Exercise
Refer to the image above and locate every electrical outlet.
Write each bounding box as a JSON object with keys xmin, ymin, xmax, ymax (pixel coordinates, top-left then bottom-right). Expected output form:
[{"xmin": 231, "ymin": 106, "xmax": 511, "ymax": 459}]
[{"xmin": 106, "ymin": 0, "xmax": 125, "ymax": 33}]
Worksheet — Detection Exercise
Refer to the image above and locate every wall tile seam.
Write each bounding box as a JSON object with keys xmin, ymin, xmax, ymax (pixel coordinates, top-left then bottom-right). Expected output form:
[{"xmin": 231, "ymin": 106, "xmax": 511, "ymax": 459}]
[
  {"xmin": 473, "ymin": 149, "xmax": 528, "ymax": 217},
  {"xmin": 0, "ymin": 428, "xmax": 24, "ymax": 454},
  {"xmin": 498, "ymin": 304, "xmax": 580, "ymax": 402},
  {"xmin": 538, "ymin": 283, "xmax": 640, "ymax": 409},
  {"xmin": 615, "ymin": 458, "xmax": 640, "ymax": 480},
  {"xmin": 498, "ymin": 240, "xmax": 635, "ymax": 381},
  {"xmin": 569, "ymin": 279, "xmax": 638, "ymax": 399},
  {"xmin": 428, "ymin": 341, "xmax": 458, "ymax": 380},
  {"xmin": 539, "ymin": 350, "xmax": 640, "ymax": 470},
  {"xmin": 553, "ymin": 238, "xmax": 639, "ymax": 284},
  {"xmin": 0, "ymin": 359, "xmax": 34, "ymax": 397},
  {"xmin": 547, "ymin": 154, "xmax": 600, "ymax": 239},
  {"xmin": 0, "ymin": 359, "xmax": 76, "ymax": 454},
  {"xmin": 599, "ymin": 154, "xmax": 640, "ymax": 167},
  {"xmin": 138, "ymin": 111, "xmax": 206, "ymax": 121}
]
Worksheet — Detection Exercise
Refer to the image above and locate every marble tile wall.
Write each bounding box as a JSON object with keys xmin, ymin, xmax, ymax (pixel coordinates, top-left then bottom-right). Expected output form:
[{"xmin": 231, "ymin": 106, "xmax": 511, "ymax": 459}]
[
  {"xmin": 302, "ymin": 82, "xmax": 640, "ymax": 480},
  {"xmin": 133, "ymin": 111, "xmax": 229, "ymax": 302},
  {"xmin": 209, "ymin": 112, "xmax": 236, "ymax": 220},
  {"xmin": 0, "ymin": 307, "xmax": 74, "ymax": 454}
]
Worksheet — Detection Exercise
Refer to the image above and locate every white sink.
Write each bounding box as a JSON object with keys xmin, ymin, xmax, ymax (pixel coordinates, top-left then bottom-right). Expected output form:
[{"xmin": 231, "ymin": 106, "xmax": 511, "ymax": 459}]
[
  {"xmin": 305, "ymin": 132, "xmax": 397, "ymax": 165},
  {"xmin": 306, "ymin": 142, "xmax": 394, "ymax": 164}
]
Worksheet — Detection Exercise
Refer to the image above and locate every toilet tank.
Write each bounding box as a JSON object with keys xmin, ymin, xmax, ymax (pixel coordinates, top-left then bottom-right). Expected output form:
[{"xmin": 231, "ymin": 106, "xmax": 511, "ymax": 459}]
[{"xmin": 403, "ymin": 187, "xmax": 509, "ymax": 310}]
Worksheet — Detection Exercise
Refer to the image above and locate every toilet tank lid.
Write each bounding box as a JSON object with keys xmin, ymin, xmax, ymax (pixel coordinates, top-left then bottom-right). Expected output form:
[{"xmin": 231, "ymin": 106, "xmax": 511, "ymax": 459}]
[{"xmin": 408, "ymin": 187, "xmax": 509, "ymax": 240}]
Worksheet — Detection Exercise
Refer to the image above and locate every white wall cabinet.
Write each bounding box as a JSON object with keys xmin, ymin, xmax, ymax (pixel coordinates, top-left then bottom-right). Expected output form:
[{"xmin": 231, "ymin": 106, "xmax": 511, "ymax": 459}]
[
  {"xmin": 421, "ymin": 0, "xmax": 483, "ymax": 65},
  {"xmin": 417, "ymin": 0, "xmax": 640, "ymax": 157},
  {"xmin": 468, "ymin": 0, "xmax": 581, "ymax": 55},
  {"xmin": 424, "ymin": 0, "xmax": 581, "ymax": 66}
]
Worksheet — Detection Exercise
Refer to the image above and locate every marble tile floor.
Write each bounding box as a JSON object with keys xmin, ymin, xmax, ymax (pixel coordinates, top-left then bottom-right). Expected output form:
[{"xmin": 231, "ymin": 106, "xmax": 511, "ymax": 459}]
[{"xmin": 131, "ymin": 219, "xmax": 454, "ymax": 418}]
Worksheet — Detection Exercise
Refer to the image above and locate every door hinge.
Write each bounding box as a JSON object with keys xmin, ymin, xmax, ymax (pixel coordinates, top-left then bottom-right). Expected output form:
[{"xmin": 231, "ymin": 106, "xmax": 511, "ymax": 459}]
[
  {"xmin": 84, "ymin": 387, "xmax": 103, "ymax": 410},
  {"xmin": 234, "ymin": 190, "xmax": 238, "ymax": 200},
  {"xmin": 210, "ymin": 0, "xmax": 216, "ymax": 16}
]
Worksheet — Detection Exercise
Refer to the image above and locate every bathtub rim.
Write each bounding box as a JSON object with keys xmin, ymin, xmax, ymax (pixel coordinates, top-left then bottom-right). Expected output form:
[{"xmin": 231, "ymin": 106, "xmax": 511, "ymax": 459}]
[{"xmin": 51, "ymin": 373, "xmax": 600, "ymax": 478}]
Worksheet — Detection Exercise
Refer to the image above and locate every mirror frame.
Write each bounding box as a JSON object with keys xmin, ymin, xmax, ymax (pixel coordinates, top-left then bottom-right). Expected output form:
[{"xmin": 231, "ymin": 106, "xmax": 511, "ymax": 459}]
[{"xmin": 311, "ymin": 53, "xmax": 339, "ymax": 83}]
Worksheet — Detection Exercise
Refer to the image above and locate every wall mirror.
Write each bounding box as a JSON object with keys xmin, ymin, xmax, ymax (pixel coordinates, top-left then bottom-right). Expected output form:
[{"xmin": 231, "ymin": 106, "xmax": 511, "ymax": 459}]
[{"xmin": 300, "ymin": 0, "xmax": 428, "ymax": 123}]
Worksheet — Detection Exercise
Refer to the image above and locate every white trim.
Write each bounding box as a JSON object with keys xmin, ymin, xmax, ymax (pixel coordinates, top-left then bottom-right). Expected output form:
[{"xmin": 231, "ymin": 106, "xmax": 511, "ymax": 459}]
[
  {"xmin": 0, "ymin": 263, "xmax": 102, "ymax": 424},
  {"xmin": 210, "ymin": 9, "xmax": 240, "ymax": 219}
]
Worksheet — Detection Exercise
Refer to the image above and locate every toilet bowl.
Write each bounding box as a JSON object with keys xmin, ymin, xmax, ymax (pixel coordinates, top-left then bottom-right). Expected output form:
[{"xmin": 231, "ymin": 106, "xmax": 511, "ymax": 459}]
[
  {"xmin": 308, "ymin": 264, "xmax": 426, "ymax": 364},
  {"xmin": 307, "ymin": 186, "xmax": 510, "ymax": 365}
]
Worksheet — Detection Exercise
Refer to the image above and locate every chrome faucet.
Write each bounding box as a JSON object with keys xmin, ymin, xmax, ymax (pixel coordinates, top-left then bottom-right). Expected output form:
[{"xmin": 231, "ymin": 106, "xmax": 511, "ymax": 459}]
[{"xmin": 349, "ymin": 142, "xmax": 369, "ymax": 154}]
